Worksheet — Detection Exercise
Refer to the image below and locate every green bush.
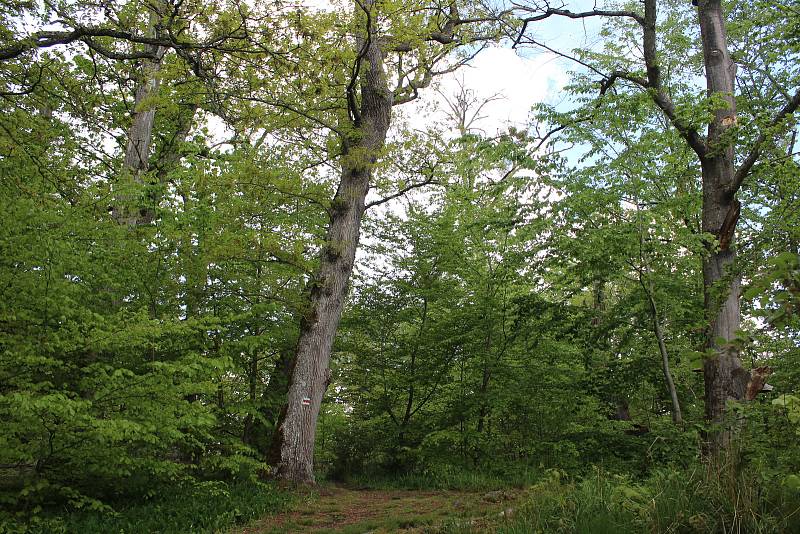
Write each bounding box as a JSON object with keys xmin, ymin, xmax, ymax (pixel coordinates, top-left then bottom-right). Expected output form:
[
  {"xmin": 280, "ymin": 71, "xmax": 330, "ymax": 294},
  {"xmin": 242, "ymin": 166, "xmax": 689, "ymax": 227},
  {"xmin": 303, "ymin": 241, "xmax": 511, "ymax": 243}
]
[
  {"xmin": 0, "ymin": 480, "xmax": 291, "ymax": 534},
  {"xmin": 344, "ymin": 464, "xmax": 542, "ymax": 491}
]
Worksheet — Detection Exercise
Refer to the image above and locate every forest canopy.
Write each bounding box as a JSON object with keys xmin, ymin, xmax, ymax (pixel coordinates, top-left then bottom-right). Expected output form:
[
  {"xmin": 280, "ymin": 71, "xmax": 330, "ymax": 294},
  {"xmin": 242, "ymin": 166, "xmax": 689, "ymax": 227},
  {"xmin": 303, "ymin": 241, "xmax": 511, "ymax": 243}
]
[{"xmin": 1, "ymin": 0, "xmax": 799, "ymax": 532}]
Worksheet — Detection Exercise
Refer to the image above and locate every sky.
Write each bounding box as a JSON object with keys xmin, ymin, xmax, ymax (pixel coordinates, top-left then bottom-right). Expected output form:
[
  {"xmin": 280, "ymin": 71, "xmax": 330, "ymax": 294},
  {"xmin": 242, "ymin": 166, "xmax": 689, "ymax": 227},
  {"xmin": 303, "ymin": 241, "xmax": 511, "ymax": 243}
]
[
  {"xmin": 401, "ymin": 2, "xmax": 605, "ymax": 136},
  {"xmin": 298, "ymin": 0, "xmax": 607, "ymax": 136},
  {"xmin": 403, "ymin": 45, "xmax": 571, "ymax": 135}
]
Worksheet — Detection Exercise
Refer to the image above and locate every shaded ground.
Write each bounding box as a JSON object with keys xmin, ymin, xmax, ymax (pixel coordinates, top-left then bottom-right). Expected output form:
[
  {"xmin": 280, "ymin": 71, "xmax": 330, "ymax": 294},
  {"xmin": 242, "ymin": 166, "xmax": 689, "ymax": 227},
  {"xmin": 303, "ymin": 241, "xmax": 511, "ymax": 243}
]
[{"xmin": 235, "ymin": 486, "xmax": 520, "ymax": 533}]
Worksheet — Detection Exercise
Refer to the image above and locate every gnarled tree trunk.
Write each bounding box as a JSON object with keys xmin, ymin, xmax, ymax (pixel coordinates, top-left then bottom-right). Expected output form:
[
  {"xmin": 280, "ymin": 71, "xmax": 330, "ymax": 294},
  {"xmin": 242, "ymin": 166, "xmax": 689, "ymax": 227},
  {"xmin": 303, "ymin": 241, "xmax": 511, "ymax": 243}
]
[{"xmin": 270, "ymin": 6, "xmax": 393, "ymax": 483}]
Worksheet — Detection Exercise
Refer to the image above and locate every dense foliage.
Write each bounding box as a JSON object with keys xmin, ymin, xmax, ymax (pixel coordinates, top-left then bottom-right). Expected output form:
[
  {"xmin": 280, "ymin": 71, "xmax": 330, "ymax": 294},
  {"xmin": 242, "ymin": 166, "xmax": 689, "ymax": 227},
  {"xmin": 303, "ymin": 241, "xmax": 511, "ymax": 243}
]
[{"xmin": 1, "ymin": 0, "xmax": 799, "ymax": 532}]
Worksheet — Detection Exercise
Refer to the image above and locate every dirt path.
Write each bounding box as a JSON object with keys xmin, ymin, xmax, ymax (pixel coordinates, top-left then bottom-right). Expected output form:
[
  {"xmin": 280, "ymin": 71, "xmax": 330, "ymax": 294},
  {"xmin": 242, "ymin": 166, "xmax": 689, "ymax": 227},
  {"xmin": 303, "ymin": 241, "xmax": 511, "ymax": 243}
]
[{"xmin": 234, "ymin": 486, "xmax": 519, "ymax": 533}]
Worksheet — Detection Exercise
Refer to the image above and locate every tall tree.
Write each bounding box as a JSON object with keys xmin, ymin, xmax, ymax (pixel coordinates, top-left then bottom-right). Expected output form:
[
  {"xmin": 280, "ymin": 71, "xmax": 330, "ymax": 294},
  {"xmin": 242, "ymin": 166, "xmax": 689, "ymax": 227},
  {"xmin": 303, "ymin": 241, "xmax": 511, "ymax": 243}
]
[
  {"xmin": 0, "ymin": 0, "xmax": 314, "ymax": 508},
  {"xmin": 268, "ymin": 0, "xmax": 504, "ymax": 484},
  {"xmin": 514, "ymin": 0, "xmax": 800, "ymax": 454}
]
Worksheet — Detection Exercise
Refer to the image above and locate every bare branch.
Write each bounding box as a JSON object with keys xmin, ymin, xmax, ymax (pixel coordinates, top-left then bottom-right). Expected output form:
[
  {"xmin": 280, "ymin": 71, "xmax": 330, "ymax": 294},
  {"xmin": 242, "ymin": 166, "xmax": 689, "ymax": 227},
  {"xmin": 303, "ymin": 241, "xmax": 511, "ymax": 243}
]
[{"xmin": 513, "ymin": 4, "xmax": 644, "ymax": 47}]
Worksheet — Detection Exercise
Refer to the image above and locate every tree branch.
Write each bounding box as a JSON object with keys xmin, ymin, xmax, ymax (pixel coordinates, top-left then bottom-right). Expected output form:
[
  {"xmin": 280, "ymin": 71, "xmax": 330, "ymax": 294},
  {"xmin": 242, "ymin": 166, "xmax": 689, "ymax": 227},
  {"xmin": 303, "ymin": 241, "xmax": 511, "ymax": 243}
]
[
  {"xmin": 731, "ymin": 86, "xmax": 800, "ymax": 195},
  {"xmin": 0, "ymin": 22, "xmax": 253, "ymax": 63},
  {"xmin": 364, "ymin": 176, "xmax": 440, "ymax": 210},
  {"xmin": 513, "ymin": 5, "xmax": 644, "ymax": 47},
  {"xmin": 514, "ymin": 0, "xmax": 706, "ymax": 158}
]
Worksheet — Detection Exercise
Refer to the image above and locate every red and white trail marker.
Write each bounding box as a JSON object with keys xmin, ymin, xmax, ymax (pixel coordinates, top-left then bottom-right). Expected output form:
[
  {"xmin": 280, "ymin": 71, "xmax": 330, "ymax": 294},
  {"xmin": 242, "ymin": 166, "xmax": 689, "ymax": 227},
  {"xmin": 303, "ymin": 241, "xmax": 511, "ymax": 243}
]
[{"xmin": 301, "ymin": 397, "xmax": 311, "ymax": 406}]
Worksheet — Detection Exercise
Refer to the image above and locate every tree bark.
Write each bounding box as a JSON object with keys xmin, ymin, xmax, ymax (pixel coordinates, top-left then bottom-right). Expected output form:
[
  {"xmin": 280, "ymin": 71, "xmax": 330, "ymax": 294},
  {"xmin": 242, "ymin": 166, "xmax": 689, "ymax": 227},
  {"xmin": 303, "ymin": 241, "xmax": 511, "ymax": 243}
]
[
  {"xmin": 112, "ymin": 11, "xmax": 165, "ymax": 226},
  {"xmin": 271, "ymin": 3, "xmax": 393, "ymax": 483},
  {"xmin": 696, "ymin": 0, "xmax": 746, "ymax": 453}
]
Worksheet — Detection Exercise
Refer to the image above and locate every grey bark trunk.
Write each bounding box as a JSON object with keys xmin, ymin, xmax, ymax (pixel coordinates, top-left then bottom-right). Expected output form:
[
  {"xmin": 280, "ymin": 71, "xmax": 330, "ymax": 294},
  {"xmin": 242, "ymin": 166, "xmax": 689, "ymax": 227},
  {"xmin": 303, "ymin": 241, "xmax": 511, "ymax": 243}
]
[
  {"xmin": 272, "ymin": 5, "xmax": 393, "ymax": 483},
  {"xmin": 112, "ymin": 12, "xmax": 165, "ymax": 226},
  {"xmin": 697, "ymin": 0, "xmax": 746, "ymax": 453},
  {"xmin": 271, "ymin": 169, "xmax": 370, "ymax": 484},
  {"xmin": 636, "ymin": 0, "xmax": 798, "ymax": 453}
]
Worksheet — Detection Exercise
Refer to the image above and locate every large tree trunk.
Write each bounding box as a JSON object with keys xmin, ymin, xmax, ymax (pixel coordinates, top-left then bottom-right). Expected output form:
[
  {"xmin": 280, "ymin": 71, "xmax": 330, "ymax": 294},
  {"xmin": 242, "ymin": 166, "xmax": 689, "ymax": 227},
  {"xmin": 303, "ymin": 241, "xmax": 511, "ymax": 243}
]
[
  {"xmin": 112, "ymin": 12, "xmax": 165, "ymax": 226},
  {"xmin": 270, "ymin": 167, "xmax": 371, "ymax": 484},
  {"xmin": 697, "ymin": 0, "xmax": 747, "ymax": 453},
  {"xmin": 271, "ymin": 7, "xmax": 393, "ymax": 483}
]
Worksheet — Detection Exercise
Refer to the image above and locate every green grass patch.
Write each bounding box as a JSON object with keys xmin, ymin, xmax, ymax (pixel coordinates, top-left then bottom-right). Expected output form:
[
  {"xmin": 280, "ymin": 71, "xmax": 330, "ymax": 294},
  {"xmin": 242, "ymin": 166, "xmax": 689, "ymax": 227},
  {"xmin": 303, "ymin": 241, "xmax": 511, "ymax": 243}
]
[{"xmin": 340, "ymin": 465, "xmax": 542, "ymax": 491}]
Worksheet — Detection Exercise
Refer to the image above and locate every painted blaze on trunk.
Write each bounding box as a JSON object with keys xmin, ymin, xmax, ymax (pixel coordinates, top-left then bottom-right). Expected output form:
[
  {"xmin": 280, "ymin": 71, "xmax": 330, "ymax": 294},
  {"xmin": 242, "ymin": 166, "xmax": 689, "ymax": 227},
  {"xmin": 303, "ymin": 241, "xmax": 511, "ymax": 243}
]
[{"xmin": 271, "ymin": 164, "xmax": 373, "ymax": 484}]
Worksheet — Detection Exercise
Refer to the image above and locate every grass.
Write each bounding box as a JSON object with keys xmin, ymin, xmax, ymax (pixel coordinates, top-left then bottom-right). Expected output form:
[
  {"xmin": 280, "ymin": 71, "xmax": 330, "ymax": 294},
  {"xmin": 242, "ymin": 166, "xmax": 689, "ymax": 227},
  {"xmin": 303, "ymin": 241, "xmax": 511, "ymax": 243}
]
[
  {"xmin": 247, "ymin": 484, "xmax": 522, "ymax": 533},
  {"xmin": 340, "ymin": 465, "xmax": 542, "ymax": 492},
  {"xmin": 496, "ymin": 466, "xmax": 800, "ymax": 534},
  {"xmin": 9, "ymin": 464, "xmax": 798, "ymax": 533},
  {"xmin": 4, "ymin": 479, "xmax": 291, "ymax": 534}
]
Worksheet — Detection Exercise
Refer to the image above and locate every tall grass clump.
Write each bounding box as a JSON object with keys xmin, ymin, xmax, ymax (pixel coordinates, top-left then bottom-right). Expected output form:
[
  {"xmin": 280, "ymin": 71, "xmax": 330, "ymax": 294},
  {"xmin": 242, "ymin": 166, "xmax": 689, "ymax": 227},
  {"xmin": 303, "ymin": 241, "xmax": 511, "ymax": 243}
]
[{"xmin": 501, "ymin": 464, "xmax": 800, "ymax": 533}]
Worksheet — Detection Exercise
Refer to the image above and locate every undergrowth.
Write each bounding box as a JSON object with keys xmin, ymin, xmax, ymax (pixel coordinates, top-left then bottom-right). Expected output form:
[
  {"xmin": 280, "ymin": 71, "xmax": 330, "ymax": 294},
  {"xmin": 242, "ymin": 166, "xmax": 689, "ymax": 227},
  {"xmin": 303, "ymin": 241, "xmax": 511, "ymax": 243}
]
[
  {"xmin": 0, "ymin": 479, "xmax": 291, "ymax": 534},
  {"xmin": 494, "ymin": 466, "xmax": 800, "ymax": 534},
  {"xmin": 340, "ymin": 465, "xmax": 542, "ymax": 491}
]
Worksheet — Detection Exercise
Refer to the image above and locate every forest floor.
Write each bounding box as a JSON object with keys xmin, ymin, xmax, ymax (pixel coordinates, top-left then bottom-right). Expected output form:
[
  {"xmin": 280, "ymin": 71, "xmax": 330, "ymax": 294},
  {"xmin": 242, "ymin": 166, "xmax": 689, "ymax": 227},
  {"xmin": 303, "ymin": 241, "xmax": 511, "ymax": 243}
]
[{"xmin": 233, "ymin": 485, "xmax": 523, "ymax": 533}]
